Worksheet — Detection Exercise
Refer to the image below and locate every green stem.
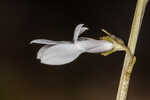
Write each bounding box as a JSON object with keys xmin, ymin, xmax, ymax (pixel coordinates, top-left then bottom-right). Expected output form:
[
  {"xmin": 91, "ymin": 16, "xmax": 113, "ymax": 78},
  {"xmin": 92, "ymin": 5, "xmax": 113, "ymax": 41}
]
[{"xmin": 116, "ymin": 0, "xmax": 149, "ymax": 100}]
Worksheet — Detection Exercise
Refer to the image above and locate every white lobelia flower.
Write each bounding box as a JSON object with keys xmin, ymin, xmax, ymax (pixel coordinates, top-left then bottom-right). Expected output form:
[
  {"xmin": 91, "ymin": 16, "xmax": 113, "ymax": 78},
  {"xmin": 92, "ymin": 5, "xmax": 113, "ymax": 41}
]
[{"xmin": 30, "ymin": 24, "xmax": 113, "ymax": 65}]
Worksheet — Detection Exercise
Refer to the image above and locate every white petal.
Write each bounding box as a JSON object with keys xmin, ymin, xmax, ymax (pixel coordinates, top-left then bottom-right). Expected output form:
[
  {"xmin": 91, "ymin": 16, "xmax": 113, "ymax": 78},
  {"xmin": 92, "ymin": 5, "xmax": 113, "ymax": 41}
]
[
  {"xmin": 73, "ymin": 24, "xmax": 88, "ymax": 42},
  {"xmin": 80, "ymin": 27, "xmax": 88, "ymax": 34},
  {"xmin": 39, "ymin": 43, "xmax": 85, "ymax": 65},
  {"xmin": 30, "ymin": 39, "xmax": 71, "ymax": 45},
  {"xmin": 77, "ymin": 38, "xmax": 113, "ymax": 53},
  {"xmin": 86, "ymin": 40, "xmax": 113, "ymax": 53},
  {"xmin": 37, "ymin": 45, "xmax": 51, "ymax": 59},
  {"xmin": 78, "ymin": 37, "xmax": 93, "ymax": 41}
]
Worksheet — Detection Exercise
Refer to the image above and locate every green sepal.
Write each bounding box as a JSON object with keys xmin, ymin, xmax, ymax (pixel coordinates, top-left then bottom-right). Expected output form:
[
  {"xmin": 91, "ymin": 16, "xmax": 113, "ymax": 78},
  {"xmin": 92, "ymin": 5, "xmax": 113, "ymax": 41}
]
[
  {"xmin": 100, "ymin": 48, "xmax": 116, "ymax": 56},
  {"xmin": 99, "ymin": 29, "xmax": 129, "ymax": 56}
]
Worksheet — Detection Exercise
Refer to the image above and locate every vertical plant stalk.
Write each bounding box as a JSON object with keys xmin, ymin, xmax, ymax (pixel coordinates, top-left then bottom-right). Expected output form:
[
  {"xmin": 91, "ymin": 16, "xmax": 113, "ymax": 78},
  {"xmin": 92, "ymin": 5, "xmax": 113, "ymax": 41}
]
[{"xmin": 116, "ymin": 0, "xmax": 149, "ymax": 100}]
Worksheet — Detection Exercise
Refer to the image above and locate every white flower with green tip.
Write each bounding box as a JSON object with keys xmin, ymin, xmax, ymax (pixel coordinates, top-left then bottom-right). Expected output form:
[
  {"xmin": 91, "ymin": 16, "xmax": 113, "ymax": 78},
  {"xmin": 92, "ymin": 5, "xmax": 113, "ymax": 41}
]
[{"xmin": 30, "ymin": 24, "xmax": 113, "ymax": 65}]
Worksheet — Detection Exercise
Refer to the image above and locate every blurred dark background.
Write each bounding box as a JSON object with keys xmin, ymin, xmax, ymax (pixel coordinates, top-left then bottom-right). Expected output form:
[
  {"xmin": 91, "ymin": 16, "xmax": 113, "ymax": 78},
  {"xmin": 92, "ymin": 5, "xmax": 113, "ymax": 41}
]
[{"xmin": 0, "ymin": 0, "xmax": 150, "ymax": 100}]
